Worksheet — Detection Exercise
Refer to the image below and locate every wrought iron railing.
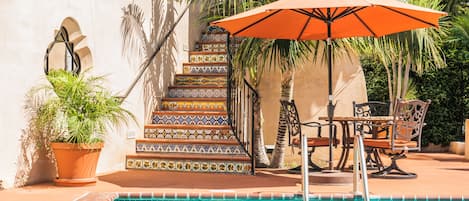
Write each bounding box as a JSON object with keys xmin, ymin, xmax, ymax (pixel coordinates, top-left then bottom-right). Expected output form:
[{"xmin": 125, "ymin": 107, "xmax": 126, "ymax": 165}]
[{"xmin": 226, "ymin": 34, "xmax": 258, "ymax": 175}]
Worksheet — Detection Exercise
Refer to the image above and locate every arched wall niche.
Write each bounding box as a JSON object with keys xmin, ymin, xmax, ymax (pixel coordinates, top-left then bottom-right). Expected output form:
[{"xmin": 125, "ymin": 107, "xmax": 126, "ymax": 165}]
[{"xmin": 44, "ymin": 17, "xmax": 93, "ymax": 74}]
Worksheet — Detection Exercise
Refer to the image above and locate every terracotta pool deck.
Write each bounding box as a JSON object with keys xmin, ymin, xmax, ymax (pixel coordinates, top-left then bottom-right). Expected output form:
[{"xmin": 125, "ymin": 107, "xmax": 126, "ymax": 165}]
[{"xmin": 0, "ymin": 153, "xmax": 468, "ymax": 201}]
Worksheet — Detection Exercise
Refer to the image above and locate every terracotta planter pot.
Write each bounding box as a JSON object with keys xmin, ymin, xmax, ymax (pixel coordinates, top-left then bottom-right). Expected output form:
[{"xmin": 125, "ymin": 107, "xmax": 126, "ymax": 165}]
[{"xmin": 51, "ymin": 142, "xmax": 104, "ymax": 187}]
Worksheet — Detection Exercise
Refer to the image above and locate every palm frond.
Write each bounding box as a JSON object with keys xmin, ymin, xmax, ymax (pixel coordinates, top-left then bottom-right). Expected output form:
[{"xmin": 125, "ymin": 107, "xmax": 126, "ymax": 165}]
[
  {"xmin": 199, "ymin": 0, "xmax": 268, "ymax": 23},
  {"xmin": 29, "ymin": 70, "xmax": 137, "ymax": 144}
]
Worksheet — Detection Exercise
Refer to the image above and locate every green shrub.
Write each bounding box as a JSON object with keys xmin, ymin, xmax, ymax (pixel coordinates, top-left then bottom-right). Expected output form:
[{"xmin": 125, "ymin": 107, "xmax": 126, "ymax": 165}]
[{"xmin": 27, "ymin": 70, "xmax": 136, "ymax": 144}]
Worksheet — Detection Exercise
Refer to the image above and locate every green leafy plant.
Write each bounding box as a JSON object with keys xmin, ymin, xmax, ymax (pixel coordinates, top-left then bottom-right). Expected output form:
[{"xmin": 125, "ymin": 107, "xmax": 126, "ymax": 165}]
[{"xmin": 27, "ymin": 70, "xmax": 136, "ymax": 145}]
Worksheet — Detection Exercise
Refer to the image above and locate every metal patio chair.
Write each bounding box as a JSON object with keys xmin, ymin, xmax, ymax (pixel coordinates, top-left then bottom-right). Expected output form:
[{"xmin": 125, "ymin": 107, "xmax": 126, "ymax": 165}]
[
  {"xmin": 363, "ymin": 99, "xmax": 431, "ymax": 179},
  {"xmin": 353, "ymin": 101, "xmax": 390, "ymax": 170},
  {"xmin": 280, "ymin": 100, "xmax": 339, "ymax": 173},
  {"xmin": 336, "ymin": 101, "xmax": 390, "ymax": 170}
]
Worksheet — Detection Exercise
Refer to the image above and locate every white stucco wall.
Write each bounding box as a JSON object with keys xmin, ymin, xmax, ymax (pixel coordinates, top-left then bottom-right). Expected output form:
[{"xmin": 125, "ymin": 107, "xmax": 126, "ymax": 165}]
[{"xmin": 0, "ymin": 0, "xmax": 191, "ymax": 188}]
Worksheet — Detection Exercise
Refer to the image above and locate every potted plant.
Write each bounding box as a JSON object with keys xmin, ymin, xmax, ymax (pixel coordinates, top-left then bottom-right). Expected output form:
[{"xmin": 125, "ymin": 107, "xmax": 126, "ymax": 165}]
[{"xmin": 27, "ymin": 69, "xmax": 136, "ymax": 186}]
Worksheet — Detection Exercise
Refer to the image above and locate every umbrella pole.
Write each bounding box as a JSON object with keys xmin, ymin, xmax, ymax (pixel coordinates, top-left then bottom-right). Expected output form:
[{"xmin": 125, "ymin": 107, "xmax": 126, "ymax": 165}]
[{"xmin": 326, "ymin": 9, "xmax": 334, "ymax": 171}]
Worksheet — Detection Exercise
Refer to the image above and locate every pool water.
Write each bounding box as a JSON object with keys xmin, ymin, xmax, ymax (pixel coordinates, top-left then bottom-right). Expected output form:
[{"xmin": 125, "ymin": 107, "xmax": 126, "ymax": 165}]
[{"xmin": 114, "ymin": 198, "xmax": 462, "ymax": 201}]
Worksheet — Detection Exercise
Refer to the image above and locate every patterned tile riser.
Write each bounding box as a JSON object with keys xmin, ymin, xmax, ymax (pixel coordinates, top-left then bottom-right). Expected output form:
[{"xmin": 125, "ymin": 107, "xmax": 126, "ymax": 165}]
[
  {"xmin": 189, "ymin": 54, "xmax": 227, "ymax": 63},
  {"xmin": 196, "ymin": 43, "xmax": 241, "ymax": 53},
  {"xmin": 200, "ymin": 33, "xmax": 227, "ymax": 43},
  {"xmin": 175, "ymin": 76, "xmax": 226, "ymax": 86},
  {"xmin": 144, "ymin": 128, "xmax": 234, "ymax": 140},
  {"xmin": 183, "ymin": 65, "xmax": 227, "ymax": 74},
  {"xmin": 136, "ymin": 143, "xmax": 244, "ymax": 155},
  {"xmin": 161, "ymin": 101, "xmax": 226, "ymax": 111},
  {"xmin": 200, "ymin": 43, "xmax": 226, "ymax": 52},
  {"xmin": 168, "ymin": 88, "xmax": 227, "ymax": 98},
  {"xmin": 200, "ymin": 33, "xmax": 244, "ymax": 43},
  {"xmin": 152, "ymin": 115, "xmax": 228, "ymax": 125},
  {"xmin": 126, "ymin": 158, "xmax": 252, "ymax": 174}
]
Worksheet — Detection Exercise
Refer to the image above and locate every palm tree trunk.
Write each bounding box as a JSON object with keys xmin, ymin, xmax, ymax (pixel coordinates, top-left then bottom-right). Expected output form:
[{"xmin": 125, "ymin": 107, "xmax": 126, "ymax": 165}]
[
  {"xmin": 396, "ymin": 50, "xmax": 403, "ymax": 101},
  {"xmin": 384, "ymin": 64, "xmax": 393, "ymax": 115},
  {"xmin": 391, "ymin": 59, "xmax": 397, "ymax": 112},
  {"xmin": 402, "ymin": 53, "xmax": 411, "ymax": 98},
  {"xmin": 253, "ymin": 94, "xmax": 270, "ymax": 167},
  {"xmin": 270, "ymin": 70, "xmax": 295, "ymax": 168}
]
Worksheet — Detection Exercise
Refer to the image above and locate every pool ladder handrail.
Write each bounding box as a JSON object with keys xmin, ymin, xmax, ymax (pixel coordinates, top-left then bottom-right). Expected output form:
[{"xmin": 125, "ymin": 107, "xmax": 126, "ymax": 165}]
[{"xmin": 301, "ymin": 122, "xmax": 370, "ymax": 201}]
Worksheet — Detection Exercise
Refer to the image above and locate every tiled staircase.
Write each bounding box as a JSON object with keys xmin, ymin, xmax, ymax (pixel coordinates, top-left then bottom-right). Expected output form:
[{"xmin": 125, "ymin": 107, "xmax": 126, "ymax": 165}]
[{"xmin": 126, "ymin": 31, "xmax": 252, "ymax": 174}]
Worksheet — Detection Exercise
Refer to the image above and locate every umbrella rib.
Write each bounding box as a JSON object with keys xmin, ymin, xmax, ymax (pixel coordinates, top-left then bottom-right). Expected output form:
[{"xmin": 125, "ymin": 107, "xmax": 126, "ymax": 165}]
[
  {"xmin": 233, "ymin": 9, "xmax": 282, "ymax": 36},
  {"xmin": 380, "ymin": 6, "xmax": 438, "ymax": 27},
  {"xmin": 353, "ymin": 13, "xmax": 378, "ymax": 37},
  {"xmin": 297, "ymin": 11, "xmax": 312, "ymax": 40},
  {"xmin": 294, "ymin": 9, "xmax": 326, "ymax": 21},
  {"xmin": 332, "ymin": 7, "xmax": 364, "ymax": 21},
  {"xmin": 331, "ymin": 8, "xmax": 339, "ymax": 19},
  {"xmin": 314, "ymin": 8, "xmax": 328, "ymax": 20}
]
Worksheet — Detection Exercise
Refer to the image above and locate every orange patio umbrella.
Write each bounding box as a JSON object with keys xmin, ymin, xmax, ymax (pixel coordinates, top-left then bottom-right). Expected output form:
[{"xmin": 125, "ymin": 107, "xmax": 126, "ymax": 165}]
[{"xmin": 211, "ymin": 0, "xmax": 446, "ymax": 171}]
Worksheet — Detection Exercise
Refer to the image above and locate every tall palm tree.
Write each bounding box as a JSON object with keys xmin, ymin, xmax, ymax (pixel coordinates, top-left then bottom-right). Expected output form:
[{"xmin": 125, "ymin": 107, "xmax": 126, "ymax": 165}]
[
  {"xmin": 354, "ymin": 0, "xmax": 448, "ymax": 112},
  {"xmin": 266, "ymin": 40, "xmax": 315, "ymax": 168},
  {"xmin": 268, "ymin": 38, "xmax": 357, "ymax": 168},
  {"xmin": 233, "ymin": 38, "xmax": 270, "ymax": 167}
]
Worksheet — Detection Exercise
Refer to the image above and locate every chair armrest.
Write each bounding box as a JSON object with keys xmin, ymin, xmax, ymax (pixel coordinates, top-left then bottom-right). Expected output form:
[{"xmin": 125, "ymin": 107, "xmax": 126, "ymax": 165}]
[
  {"xmin": 300, "ymin": 121, "xmax": 322, "ymax": 138},
  {"xmin": 301, "ymin": 121, "xmax": 338, "ymax": 147},
  {"xmin": 301, "ymin": 121, "xmax": 322, "ymax": 127}
]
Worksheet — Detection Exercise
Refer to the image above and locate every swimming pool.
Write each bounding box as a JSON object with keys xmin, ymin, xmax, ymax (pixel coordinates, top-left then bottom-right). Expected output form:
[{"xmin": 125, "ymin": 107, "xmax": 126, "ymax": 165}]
[{"xmin": 113, "ymin": 192, "xmax": 465, "ymax": 201}]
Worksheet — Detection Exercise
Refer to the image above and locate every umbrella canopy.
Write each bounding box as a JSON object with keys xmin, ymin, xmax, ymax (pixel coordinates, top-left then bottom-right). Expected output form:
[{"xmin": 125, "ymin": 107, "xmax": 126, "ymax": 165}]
[
  {"xmin": 211, "ymin": 0, "xmax": 446, "ymax": 173},
  {"xmin": 212, "ymin": 0, "xmax": 446, "ymax": 40}
]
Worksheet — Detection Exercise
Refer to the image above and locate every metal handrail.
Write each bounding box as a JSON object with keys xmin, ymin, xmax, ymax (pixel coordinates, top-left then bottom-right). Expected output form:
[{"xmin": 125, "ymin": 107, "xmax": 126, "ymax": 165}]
[{"xmin": 226, "ymin": 33, "xmax": 258, "ymax": 175}]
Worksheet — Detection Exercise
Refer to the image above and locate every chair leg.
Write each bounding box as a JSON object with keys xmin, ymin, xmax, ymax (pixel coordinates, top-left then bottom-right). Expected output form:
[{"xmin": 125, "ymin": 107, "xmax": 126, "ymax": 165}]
[
  {"xmin": 287, "ymin": 149, "xmax": 322, "ymax": 174},
  {"xmin": 336, "ymin": 123, "xmax": 349, "ymax": 170},
  {"xmin": 336, "ymin": 143, "xmax": 347, "ymax": 170},
  {"xmin": 342, "ymin": 142, "xmax": 354, "ymax": 170},
  {"xmin": 371, "ymin": 153, "xmax": 416, "ymax": 179},
  {"xmin": 308, "ymin": 150, "xmax": 323, "ymax": 171},
  {"xmin": 372, "ymin": 148, "xmax": 385, "ymax": 171},
  {"xmin": 365, "ymin": 148, "xmax": 384, "ymax": 170}
]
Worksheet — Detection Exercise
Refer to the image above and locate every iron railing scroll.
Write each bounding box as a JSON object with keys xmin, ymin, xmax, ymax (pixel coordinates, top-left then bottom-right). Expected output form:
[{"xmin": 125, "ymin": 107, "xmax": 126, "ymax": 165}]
[{"xmin": 226, "ymin": 33, "xmax": 258, "ymax": 175}]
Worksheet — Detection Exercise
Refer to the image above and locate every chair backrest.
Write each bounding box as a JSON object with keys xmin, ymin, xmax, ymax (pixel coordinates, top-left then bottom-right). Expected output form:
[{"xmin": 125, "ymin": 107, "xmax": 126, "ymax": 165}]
[
  {"xmin": 280, "ymin": 100, "xmax": 302, "ymax": 138},
  {"xmin": 353, "ymin": 101, "xmax": 390, "ymax": 117},
  {"xmin": 353, "ymin": 101, "xmax": 390, "ymax": 137},
  {"xmin": 391, "ymin": 99, "xmax": 431, "ymax": 151}
]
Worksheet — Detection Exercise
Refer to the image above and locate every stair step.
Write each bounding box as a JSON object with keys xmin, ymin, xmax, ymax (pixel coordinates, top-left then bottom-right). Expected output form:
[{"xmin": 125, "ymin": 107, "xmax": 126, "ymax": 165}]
[
  {"xmin": 195, "ymin": 41, "xmax": 241, "ymax": 53},
  {"xmin": 199, "ymin": 31, "xmax": 242, "ymax": 42},
  {"xmin": 183, "ymin": 63, "xmax": 227, "ymax": 74},
  {"xmin": 126, "ymin": 153, "xmax": 252, "ymax": 174},
  {"xmin": 189, "ymin": 52, "xmax": 227, "ymax": 64},
  {"xmin": 153, "ymin": 111, "xmax": 227, "ymax": 115},
  {"xmin": 200, "ymin": 32, "xmax": 228, "ymax": 43},
  {"xmin": 136, "ymin": 139, "xmax": 245, "ymax": 155},
  {"xmin": 161, "ymin": 98, "xmax": 226, "ymax": 111},
  {"xmin": 168, "ymin": 86, "xmax": 226, "ymax": 98},
  {"xmin": 175, "ymin": 74, "xmax": 226, "ymax": 86},
  {"xmin": 196, "ymin": 41, "xmax": 227, "ymax": 52},
  {"xmin": 144, "ymin": 124, "xmax": 233, "ymax": 140},
  {"xmin": 152, "ymin": 111, "xmax": 228, "ymax": 125}
]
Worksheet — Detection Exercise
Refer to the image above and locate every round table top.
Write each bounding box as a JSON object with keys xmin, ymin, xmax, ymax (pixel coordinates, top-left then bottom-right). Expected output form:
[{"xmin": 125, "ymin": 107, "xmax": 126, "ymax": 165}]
[{"xmin": 318, "ymin": 116, "xmax": 393, "ymax": 122}]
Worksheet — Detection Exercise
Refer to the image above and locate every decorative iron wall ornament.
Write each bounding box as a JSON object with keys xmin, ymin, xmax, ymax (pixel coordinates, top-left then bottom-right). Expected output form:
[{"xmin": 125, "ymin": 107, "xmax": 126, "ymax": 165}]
[{"xmin": 44, "ymin": 26, "xmax": 81, "ymax": 75}]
